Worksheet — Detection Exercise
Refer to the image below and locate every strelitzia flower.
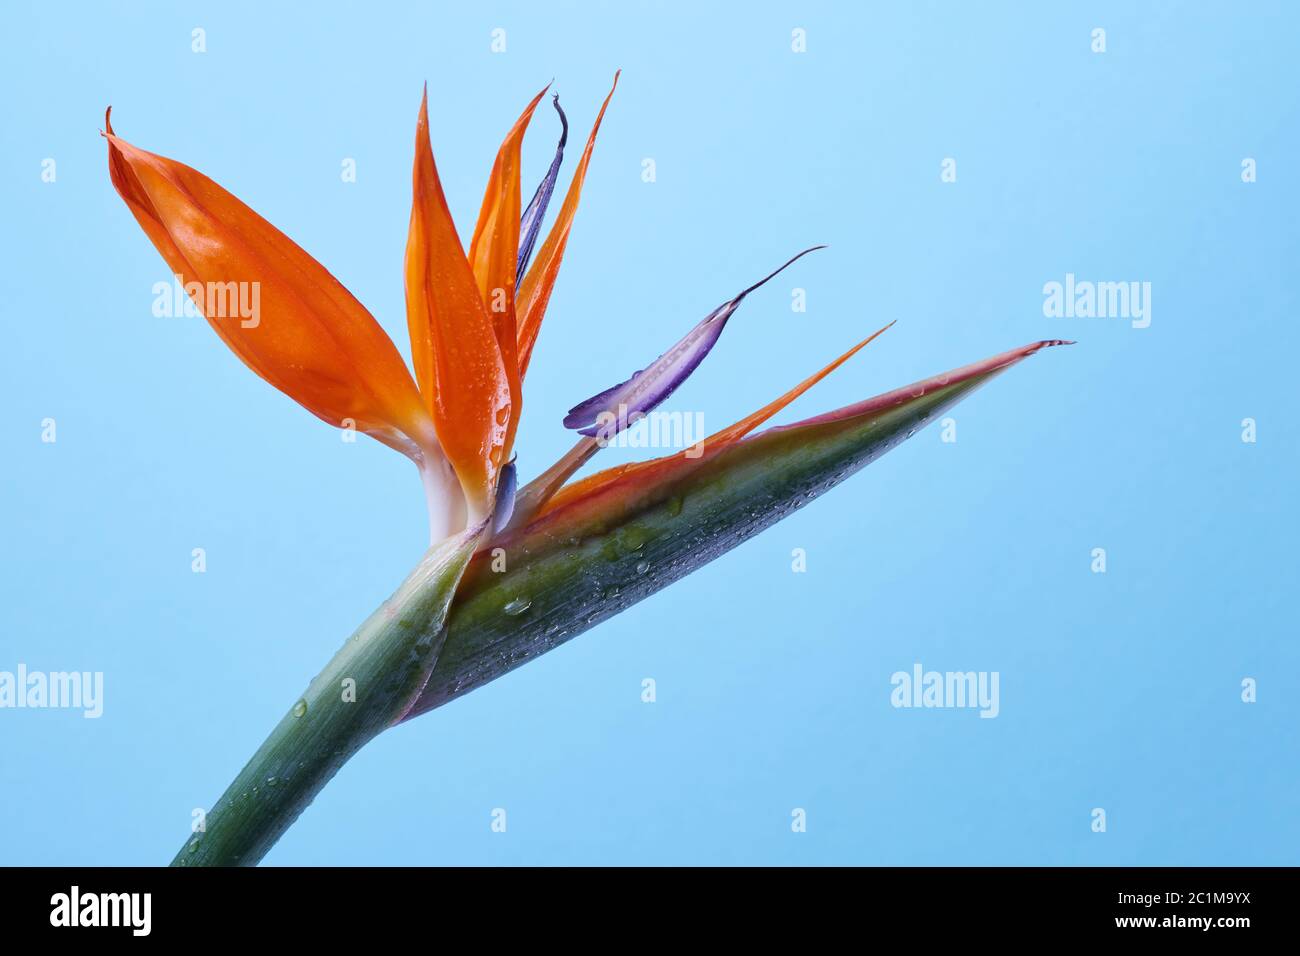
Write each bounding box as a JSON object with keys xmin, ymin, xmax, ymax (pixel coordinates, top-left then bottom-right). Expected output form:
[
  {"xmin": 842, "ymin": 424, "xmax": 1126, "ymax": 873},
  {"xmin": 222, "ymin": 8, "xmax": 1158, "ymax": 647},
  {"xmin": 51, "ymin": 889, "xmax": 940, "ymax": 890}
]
[{"xmin": 106, "ymin": 74, "xmax": 1068, "ymax": 866}]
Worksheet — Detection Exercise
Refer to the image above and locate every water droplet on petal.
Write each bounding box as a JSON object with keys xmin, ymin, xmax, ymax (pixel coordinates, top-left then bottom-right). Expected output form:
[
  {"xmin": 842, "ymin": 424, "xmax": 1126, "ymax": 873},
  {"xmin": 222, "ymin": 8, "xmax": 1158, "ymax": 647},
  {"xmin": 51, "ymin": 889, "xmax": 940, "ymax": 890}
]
[{"xmin": 503, "ymin": 597, "xmax": 532, "ymax": 616}]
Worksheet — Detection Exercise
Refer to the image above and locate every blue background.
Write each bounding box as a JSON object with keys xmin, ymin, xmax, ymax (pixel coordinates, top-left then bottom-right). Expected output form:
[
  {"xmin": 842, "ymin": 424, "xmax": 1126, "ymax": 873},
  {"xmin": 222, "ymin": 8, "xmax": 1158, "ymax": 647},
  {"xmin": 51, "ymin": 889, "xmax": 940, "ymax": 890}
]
[{"xmin": 1, "ymin": 1, "xmax": 1295, "ymax": 865}]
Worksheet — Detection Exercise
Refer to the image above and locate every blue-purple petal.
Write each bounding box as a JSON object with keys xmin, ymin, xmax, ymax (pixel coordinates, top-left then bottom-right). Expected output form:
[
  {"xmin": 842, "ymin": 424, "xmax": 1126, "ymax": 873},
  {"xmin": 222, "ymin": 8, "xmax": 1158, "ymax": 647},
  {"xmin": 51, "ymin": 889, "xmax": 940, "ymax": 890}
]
[
  {"xmin": 563, "ymin": 246, "xmax": 826, "ymax": 439},
  {"xmin": 517, "ymin": 94, "xmax": 569, "ymax": 286},
  {"xmin": 563, "ymin": 376, "xmax": 638, "ymax": 431}
]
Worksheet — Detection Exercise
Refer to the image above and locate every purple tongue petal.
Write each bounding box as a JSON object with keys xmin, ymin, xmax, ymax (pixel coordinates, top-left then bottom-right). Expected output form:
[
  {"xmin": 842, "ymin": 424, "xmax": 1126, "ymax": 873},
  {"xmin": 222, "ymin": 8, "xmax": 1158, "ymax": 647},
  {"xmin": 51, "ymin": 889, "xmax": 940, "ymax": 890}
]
[
  {"xmin": 562, "ymin": 377, "xmax": 637, "ymax": 430},
  {"xmin": 517, "ymin": 94, "xmax": 569, "ymax": 286},
  {"xmin": 566, "ymin": 316, "xmax": 727, "ymax": 439},
  {"xmin": 564, "ymin": 246, "xmax": 826, "ymax": 439}
]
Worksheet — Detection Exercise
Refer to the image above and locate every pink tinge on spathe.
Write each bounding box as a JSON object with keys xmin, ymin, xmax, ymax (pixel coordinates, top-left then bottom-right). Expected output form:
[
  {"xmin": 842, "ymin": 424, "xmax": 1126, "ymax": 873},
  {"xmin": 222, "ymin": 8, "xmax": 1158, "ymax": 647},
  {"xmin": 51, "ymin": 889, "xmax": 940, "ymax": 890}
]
[{"xmin": 774, "ymin": 339, "xmax": 1076, "ymax": 433}]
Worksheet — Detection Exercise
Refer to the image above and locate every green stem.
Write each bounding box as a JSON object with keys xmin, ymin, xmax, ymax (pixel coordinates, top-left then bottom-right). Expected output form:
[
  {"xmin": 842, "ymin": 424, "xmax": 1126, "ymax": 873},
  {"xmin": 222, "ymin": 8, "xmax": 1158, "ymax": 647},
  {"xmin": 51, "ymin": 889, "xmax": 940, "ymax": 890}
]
[{"xmin": 171, "ymin": 529, "xmax": 479, "ymax": 867}]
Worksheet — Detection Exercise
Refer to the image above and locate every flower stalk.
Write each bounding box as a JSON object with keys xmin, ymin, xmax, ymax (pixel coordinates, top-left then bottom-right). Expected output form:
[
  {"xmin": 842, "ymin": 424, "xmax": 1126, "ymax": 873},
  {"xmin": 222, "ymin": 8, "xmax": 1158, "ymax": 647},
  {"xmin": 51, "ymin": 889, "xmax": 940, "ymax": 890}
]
[{"xmin": 172, "ymin": 529, "xmax": 480, "ymax": 867}]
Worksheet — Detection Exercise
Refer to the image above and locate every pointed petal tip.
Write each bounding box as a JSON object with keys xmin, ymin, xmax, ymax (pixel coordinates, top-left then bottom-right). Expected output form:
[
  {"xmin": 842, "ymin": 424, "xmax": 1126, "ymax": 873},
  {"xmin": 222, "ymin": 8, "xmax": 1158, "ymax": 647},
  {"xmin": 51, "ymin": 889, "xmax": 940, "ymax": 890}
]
[
  {"xmin": 551, "ymin": 93, "xmax": 569, "ymax": 144},
  {"xmin": 561, "ymin": 245, "xmax": 837, "ymax": 437},
  {"xmin": 733, "ymin": 244, "xmax": 827, "ymax": 302},
  {"xmin": 1025, "ymin": 338, "xmax": 1076, "ymax": 353},
  {"xmin": 774, "ymin": 337, "xmax": 1074, "ymax": 436}
]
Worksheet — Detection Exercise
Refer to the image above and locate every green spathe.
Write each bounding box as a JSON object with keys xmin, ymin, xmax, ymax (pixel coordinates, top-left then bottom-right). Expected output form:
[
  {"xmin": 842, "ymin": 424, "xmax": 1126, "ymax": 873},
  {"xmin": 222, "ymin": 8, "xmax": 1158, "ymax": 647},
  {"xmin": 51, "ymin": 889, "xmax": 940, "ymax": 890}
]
[
  {"xmin": 173, "ymin": 340, "xmax": 1066, "ymax": 864},
  {"xmin": 408, "ymin": 349, "xmax": 1049, "ymax": 719}
]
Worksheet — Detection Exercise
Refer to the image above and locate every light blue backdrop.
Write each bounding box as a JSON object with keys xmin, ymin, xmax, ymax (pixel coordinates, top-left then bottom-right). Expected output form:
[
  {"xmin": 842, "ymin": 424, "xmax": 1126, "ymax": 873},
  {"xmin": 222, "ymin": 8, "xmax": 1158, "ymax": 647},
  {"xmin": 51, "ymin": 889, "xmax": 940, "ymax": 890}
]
[{"xmin": 2, "ymin": 1, "xmax": 1296, "ymax": 865}]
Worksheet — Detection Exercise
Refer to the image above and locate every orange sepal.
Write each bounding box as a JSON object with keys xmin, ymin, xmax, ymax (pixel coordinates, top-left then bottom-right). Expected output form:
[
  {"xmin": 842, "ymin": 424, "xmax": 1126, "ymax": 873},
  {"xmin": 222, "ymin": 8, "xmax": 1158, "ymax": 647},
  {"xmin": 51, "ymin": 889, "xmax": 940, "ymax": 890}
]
[
  {"xmin": 104, "ymin": 109, "xmax": 432, "ymax": 458},
  {"xmin": 468, "ymin": 84, "xmax": 549, "ymax": 457},
  {"xmin": 404, "ymin": 88, "xmax": 512, "ymax": 522}
]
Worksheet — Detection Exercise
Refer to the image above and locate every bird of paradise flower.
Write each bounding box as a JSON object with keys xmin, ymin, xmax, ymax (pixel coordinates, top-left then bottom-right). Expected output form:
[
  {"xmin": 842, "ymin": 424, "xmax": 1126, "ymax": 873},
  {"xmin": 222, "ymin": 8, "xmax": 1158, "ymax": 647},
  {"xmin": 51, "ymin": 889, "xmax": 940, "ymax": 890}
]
[{"xmin": 105, "ymin": 72, "xmax": 1068, "ymax": 865}]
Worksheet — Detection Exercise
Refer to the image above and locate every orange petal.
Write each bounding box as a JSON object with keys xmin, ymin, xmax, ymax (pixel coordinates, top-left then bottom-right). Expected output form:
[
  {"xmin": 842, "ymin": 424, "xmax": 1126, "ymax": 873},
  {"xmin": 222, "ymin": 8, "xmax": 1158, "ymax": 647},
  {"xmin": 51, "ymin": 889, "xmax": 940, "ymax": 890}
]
[
  {"xmin": 515, "ymin": 71, "xmax": 619, "ymax": 379},
  {"xmin": 534, "ymin": 323, "xmax": 894, "ymax": 519},
  {"xmin": 468, "ymin": 84, "xmax": 549, "ymax": 457},
  {"xmin": 405, "ymin": 89, "xmax": 511, "ymax": 522},
  {"xmin": 103, "ymin": 109, "xmax": 432, "ymax": 459}
]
